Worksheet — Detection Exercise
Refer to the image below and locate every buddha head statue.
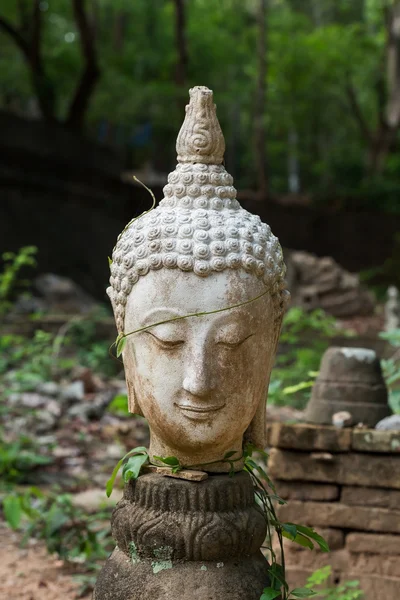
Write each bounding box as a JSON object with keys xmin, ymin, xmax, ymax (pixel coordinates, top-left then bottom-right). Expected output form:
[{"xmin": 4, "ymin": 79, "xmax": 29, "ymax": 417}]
[{"xmin": 107, "ymin": 87, "xmax": 289, "ymax": 471}]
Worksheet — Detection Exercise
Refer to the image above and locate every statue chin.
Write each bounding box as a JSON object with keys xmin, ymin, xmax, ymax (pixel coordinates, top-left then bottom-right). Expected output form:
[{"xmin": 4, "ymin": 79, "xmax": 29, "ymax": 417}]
[{"xmin": 122, "ymin": 269, "xmax": 277, "ymax": 471}]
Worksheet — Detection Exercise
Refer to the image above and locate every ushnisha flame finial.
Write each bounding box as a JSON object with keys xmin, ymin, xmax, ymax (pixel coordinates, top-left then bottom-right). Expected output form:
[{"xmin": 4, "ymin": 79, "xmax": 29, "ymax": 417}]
[{"xmin": 176, "ymin": 86, "xmax": 225, "ymax": 165}]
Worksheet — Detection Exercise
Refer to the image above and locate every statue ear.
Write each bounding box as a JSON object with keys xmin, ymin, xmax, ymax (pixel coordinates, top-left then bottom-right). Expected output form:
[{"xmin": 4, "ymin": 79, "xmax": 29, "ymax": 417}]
[
  {"xmin": 122, "ymin": 348, "xmax": 144, "ymax": 417},
  {"xmin": 245, "ymin": 310, "xmax": 285, "ymax": 449},
  {"xmin": 126, "ymin": 378, "xmax": 144, "ymax": 416}
]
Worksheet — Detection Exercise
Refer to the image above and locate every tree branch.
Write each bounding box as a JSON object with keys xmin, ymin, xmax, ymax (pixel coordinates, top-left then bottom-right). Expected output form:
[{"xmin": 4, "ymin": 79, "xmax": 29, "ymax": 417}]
[
  {"xmin": 345, "ymin": 76, "xmax": 372, "ymax": 142},
  {"xmin": 31, "ymin": 0, "xmax": 42, "ymax": 70},
  {"xmin": 174, "ymin": 0, "xmax": 188, "ymax": 88},
  {"xmin": 0, "ymin": 15, "xmax": 30, "ymax": 59},
  {"xmin": 66, "ymin": 0, "xmax": 100, "ymax": 130}
]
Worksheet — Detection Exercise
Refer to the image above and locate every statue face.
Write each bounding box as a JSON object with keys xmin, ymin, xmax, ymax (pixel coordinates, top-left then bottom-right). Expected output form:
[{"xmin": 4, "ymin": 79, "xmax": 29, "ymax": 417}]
[{"xmin": 122, "ymin": 269, "xmax": 277, "ymax": 467}]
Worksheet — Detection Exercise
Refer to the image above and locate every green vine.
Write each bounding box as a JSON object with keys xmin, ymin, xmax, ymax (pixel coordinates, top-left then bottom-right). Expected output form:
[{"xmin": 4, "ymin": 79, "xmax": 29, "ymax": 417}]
[{"xmin": 106, "ymin": 445, "xmax": 328, "ymax": 600}]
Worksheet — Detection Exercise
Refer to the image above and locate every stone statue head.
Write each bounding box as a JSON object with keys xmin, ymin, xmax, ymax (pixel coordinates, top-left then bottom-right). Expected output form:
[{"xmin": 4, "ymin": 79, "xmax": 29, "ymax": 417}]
[{"xmin": 107, "ymin": 86, "xmax": 289, "ymax": 471}]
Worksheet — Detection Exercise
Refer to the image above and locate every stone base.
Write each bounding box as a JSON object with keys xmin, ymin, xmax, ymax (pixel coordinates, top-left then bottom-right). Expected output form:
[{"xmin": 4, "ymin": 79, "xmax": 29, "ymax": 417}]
[
  {"xmin": 93, "ymin": 472, "xmax": 270, "ymax": 599},
  {"xmin": 94, "ymin": 547, "xmax": 269, "ymax": 600}
]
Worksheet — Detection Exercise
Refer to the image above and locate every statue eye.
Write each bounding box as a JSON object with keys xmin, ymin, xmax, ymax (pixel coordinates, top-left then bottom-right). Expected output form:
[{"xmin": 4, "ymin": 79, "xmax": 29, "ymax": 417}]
[
  {"xmin": 217, "ymin": 333, "xmax": 254, "ymax": 349},
  {"xmin": 145, "ymin": 331, "xmax": 184, "ymax": 349}
]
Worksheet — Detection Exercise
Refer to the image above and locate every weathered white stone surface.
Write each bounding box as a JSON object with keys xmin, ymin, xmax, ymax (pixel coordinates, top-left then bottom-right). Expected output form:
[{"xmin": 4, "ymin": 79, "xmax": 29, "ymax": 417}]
[{"xmin": 107, "ymin": 86, "xmax": 289, "ymax": 471}]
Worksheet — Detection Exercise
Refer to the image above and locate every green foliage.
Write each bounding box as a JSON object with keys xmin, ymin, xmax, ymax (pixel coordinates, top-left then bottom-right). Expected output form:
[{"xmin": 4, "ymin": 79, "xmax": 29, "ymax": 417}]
[
  {"xmin": 0, "ymin": 433, "xmax": 53, "ymax": 483},
  {"xmin": 0, "ymin": 330, "xmax": 54, "ymax": 394},
  {"xmin": 1, "ymin": 2, "xmax": 400, "ymax": 202},
  {"xmin": 379, "ymin": 328, "xmax": 400, "ymax": 412},
  {"xmin": 107, "ymin": 393, "xmax": 130, "ymax": 417},
  {"xmin": 1, "ymin": 487, "xmax": 114, "ymax": 595},
  {"xmin": 360, "ymin": 233, "xmax": 400, "ymax": 296},
  {"xmin": 268, "ymin": 308, "xmax": 346, "ymax": 408},
  {"xmin": 305, "ymin": 566, "xmax": 364, "ymax": 600},
  {"xmin": 0, "ymin": 247, "xmax": 37, "ymax": 316},
  {"xmin": 68, "ymin": 310, "xmax": 120, "ymax": 378},
  {"xmin": 106, "ymin": 446, "xmax": 149, "ymax": 497}
]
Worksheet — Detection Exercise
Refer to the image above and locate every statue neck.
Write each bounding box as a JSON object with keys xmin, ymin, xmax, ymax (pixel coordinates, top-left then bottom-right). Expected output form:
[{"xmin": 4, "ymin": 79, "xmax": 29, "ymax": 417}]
[{"xmin": 149, "ymin": 434, "xmax": 245, "ymax": 473}]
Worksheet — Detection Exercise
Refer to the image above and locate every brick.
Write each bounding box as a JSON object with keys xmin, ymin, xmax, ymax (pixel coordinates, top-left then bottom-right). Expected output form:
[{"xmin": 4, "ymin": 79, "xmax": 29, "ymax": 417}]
[
  {"xmin": 276, "ymin": 500, "xmax": 400, "ymax": 534},
  {"xmin": 266, "ymin": 422, "xmax": 352, "ymax": 452},
  {"xmin": 355, "ymin": 574, "xmax": 400, "ymax": 600},
  {"xmin": 341, "ymin": 486, "xmax": 400, "ymax": 510},
  {"xmin": 346, "ymin": 533, "xmax": 400, "ymax": 555},
  {"xmin": 281, "ymin": 545, "xmax": 400, "ymax": 578},
  {"xmin": 269, "ymin": 448, "xmax": 400, "ymax": 489},
  {"xmin": 352, "ymin": 429, "xmax": 400, "ymax": 453},
  {"xmin": 275, "ymin": 480, "xmax": 339, "ymax": 502}
]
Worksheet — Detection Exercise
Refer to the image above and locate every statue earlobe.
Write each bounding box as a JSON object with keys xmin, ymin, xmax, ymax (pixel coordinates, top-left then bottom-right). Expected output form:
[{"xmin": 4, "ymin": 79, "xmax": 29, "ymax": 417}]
[
  {"xmin": 126, "ymin": 379, "xmax": 143, "ymax": 416},
  {"xmin": 245, "ymin": 307, "xmax": 286, "ymax": 449}
]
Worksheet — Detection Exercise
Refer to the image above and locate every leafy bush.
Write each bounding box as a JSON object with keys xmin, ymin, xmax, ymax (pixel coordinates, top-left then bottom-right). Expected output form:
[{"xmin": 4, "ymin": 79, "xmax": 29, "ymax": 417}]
[
  {"xmin": 305, "ymin": 566, "xmax": 363, "ymax": 600},
  {"xmin": 0, "ymin": 246, "xmax": 37, "ymax": 316},
  {"xmin": 0, "ymin": 433, "xmax": 53, "ymax": 483},
  {"xmin": 2, "ymin": 487, "xmax": 114, "ymax": 595},
  {"xmin": 268, "ymin": 308, "xmax": 348, "ymax": 408},
  {"xmin": 379, "ymin": 328, "xmax": 400, "ymax": 413},
  {"xmin": 0, "ymin": 330, "xmax": 54, "ymax": 394}
]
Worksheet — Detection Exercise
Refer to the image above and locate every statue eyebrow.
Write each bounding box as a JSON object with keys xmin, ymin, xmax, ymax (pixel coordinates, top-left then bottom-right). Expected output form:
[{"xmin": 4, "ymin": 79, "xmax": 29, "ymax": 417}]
[
  {"xmin": 140, "ymin": 309, "xmax": 186, "ymax": 327},
  {"xmin": 114, "ymin": 287, "xmax": 270, "ymax": 357}
]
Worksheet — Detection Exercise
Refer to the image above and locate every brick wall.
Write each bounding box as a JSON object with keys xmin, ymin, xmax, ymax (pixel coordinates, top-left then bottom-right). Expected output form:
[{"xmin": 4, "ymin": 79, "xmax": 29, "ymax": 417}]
[{"xmin": 267, "ymin": 423, "xmax": 400, "ymax": 598}]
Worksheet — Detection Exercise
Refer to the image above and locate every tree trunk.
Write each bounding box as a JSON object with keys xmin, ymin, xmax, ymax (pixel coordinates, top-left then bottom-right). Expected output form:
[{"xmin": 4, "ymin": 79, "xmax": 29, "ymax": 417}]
[
  {"xmin": 65, "ymin": 0, "xmax": 100, "ymax": 131},
  {"xmin": 254, "ymin": 0, "xmax": 269, "ymax": 199},
  {"xmin": 173, "ymin": 0, "xmax": 188, "ymax": 114},
  {"xmin": 368, "ymin": 1, "xmax": 400, "ymax": 175}
]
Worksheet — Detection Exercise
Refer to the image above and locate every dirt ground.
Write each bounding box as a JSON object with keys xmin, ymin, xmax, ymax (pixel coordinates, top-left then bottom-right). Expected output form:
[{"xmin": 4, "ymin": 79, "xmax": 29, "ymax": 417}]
[{"xmin": 0, "ymin": 522, "xmax": 91, "ymax": 600}]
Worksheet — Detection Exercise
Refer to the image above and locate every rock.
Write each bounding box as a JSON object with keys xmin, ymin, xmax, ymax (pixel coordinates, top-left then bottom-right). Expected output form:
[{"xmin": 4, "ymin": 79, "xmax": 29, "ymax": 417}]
[
  {"xmin": 332, "ymin": 411, "xmax": 353, "ymax": 428},
  {"xmin": 276, "ymin": 500, "xmax": 400, "ymax": 534},
  {"xmin": 71, "ymin": 366, "xmax": 104, "ymax": 394},
  {"xmin": 60, "ymin": 380, "xmax": 85, "ymax": 405},
  {"xmin": 36, "ymin": 381, "xmax": 60, "ymax": 397},
  {"xmin": 34, "ymin": 273, "xmax": 97, "ymax": 314},
  {"xmin": 8, "ymin": 393, "xmax": 46, "ymax": 408},
  {"xmin": 66, "ymin": 391, "xmax": 114, "ymax": 421},
  {"xmin": 274, "ymin": 481, "xmax": 339, "ymax": 502},
  {"xmin": 268, "ymin": 448, "xmax": 400, "ymax": 489},
  {"xmin": 376, "ymin": 415, "xmax": 400, "ymax": 431},
  {"xmin": 142, "ymin": 465, "xmax": 209, "ymax": 481},
  {"xmin": 71, "ymin": 488, "xmax": 123, "ymax": 512},
  {"xmin": 45, "ymin": 400, "xmax": 62, "ymax": 417},
  {"xmin": 285, "ymin": 250, "xmax": 375, "ymax": 318},
  {"xmin": 341, "ymin": 486, "xmax": 400, "ymax": 510},
  {"xmin": 384, "ymin": 286, "xmax": 400, "ymax": 331},
  {"xmin": 305, "ymin": 347, "xmax": 391, "ymax": 427},
  {"xmin": 266, "ymin": 423, "xmax": 351, "ymax": 452},
  {"xmin": 352, "ymin": 429, "xmax": 400, "ymax": 452},
  {"xmin": 31, "ymin": 410, "xmax": 58, "ymax": 433},
  {"xmin": 266, "ymin": 405, "xmax": 304, "ymax": 423},
  {"xmin": 346, "ymin": 533, "xmax": 400, "ymax": 555}
]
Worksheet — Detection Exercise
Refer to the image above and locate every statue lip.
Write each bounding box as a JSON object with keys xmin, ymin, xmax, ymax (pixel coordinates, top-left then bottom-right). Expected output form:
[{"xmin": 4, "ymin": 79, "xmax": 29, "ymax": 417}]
[{"xmin": 175, "ymin": 402, "xmax": 225, "ymax": 416}]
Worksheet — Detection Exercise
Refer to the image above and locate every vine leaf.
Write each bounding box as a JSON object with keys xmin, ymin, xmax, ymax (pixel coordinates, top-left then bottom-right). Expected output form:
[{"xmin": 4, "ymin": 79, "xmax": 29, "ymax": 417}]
[
  {"xmin": 122, "ymin": 454, "xmax": 149, "ymax": 483},
  {"xmin": 292, "ymin": 524, "xmax": 330, "ymax": 552},
  {"xmin": 290, "ymin": 588, "xmax": 317, "ymax": 598},
  {"xmin": 224, "ymin": 450, "xmax": 238, "ymax": 459},
  {"xmin": 116, "ymin": 334, "xmax": 127, "ymax": 357},
  {"xmin": 260, "ymin": 588, "xmax": 281, "ymax": 600},
  {"xmin": 106, "ymin": 447, "xmax": 148, "ymax": 497},
  {"xmin": 3, "ymin": 495, "xmax": 22, "ymax": 529},
  {"xmin": 153, "ymin": 455, "xmax": 181, "ymax": 467}
]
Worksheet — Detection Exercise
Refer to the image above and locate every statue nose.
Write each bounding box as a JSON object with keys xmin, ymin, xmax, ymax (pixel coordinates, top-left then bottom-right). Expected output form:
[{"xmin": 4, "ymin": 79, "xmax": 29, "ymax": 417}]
[{"xmin": 182, "ymin": 355, "xmax": 214, "ymax": 397}]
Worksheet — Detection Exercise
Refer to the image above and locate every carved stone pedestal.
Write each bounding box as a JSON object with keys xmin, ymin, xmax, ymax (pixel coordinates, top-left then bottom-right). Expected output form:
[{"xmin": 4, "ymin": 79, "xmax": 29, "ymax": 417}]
[{"xmin": 93, "ymin": 472, "xmax": 270, "ymax": 600}]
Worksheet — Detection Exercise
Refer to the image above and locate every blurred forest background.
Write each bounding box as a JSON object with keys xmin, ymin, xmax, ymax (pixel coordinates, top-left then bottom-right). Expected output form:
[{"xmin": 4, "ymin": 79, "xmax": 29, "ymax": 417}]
[{"xmin": 2, "ymin": 0, "xmax": 400, "ymax": 204}]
